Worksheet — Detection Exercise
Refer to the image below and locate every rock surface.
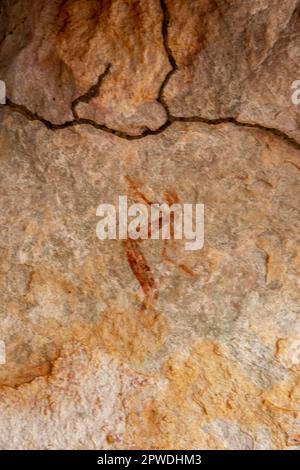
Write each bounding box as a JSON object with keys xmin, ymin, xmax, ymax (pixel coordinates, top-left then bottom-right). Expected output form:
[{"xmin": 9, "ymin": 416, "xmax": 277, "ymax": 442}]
[
  {"xmin": 0, "ymin": 0, "xmax": 300, "ymax": 450},
  {"xmin": 165, "ymin": 0, "xmax": 300, "ymax": 142}
]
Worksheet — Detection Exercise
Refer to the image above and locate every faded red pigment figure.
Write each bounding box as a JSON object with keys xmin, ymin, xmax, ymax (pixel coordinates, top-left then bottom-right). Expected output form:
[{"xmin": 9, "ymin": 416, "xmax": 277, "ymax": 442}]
[{"xmin": 96, "ymin": 177, "xmax": 203, "ymax": 309}]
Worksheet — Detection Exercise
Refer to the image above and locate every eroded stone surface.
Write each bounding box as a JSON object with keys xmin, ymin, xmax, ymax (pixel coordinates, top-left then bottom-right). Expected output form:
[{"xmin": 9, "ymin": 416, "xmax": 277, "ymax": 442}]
[
  {"xmin": 0, "ymin": 0, "xmax": 300, "ymax": 450},
  {"xmin": 164, "ymin": 0, "xmax": 300, "ymax": 142}
]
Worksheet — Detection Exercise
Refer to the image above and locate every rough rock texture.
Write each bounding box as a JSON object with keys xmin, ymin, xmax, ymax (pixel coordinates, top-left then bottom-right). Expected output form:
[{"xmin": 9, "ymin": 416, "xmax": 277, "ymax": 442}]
[
  {"xmin": 0, "ymin": 0, "xmax": 300, "ymax": 450},
  {"xmin": 165, "ymin": 0, "xmax": 300, "ymax": 142},
  {"xmin": 0, "ymin": 0, "xmax": 169, "ymax": 134}
]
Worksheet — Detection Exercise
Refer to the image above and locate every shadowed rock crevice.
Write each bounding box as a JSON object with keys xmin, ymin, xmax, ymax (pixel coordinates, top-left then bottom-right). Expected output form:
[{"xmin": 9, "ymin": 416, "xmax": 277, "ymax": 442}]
[
  {"xmin": 3, "ymin": 98, "xmax": 300, "ymax": 152},
  {"xmin": 157, "ymin": 0, "xmax": 177, "ymax": 118},
  {"xmin": 71, "ymin": 64, "xmax": 111, "ymax": 120},
  {"xmin": 1, "ymin": 0, "xmax": 300, "ymax": 450}
]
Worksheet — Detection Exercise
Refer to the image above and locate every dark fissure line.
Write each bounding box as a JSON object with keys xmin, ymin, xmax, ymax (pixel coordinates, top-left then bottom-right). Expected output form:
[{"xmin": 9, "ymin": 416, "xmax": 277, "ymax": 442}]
[
  {"xmin": 71, "ymin": 64, "xmax": 111, "ymax": 119},
  {"xmin": 1, "ymin": 1, "xmax": 300, "ymax": 152},
  {"xmin": 4, "ymin": 99, "xmax": 300, "ymax": 151},
  {"xmin": 157, "ymin": 0, "xmax": 177, "ymax": 118}
]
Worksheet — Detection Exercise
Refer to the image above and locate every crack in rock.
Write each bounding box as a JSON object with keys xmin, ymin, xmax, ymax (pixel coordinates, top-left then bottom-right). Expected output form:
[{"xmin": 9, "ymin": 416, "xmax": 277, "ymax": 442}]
[{"xmin": 3, "ymin": 99, "xmax": 300, "ymax": 152}]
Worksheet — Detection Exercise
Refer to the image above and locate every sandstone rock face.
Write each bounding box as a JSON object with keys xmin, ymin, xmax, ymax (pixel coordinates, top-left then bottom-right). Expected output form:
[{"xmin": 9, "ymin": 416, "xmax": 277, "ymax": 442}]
[
  {"xmin": 0, "ymin": 0, "xmax": 169, "ymax": 134},
  {"xmin": 165, "ymin": 0, "xmax": 300, "ymax": 142},
  {"xmin": 0, "ymin": 0, "xmax": 300, "ymax": 450}
]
